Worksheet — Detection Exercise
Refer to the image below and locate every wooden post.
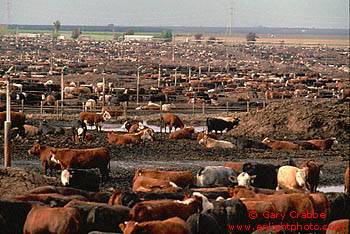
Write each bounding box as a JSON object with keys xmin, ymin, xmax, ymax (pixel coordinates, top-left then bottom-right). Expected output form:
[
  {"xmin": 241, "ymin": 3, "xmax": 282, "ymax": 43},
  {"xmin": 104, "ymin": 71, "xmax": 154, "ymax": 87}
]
[
  {"xmin": 247, "ymin": 101, "xmax": 250, "ymax": 112},
  {"xmin": 123, "ymin": 102, "xmax": 127, "ymax": 118},
  {"xmin": 202, "ymin": 101, "xmax": 205, "ymax": 114},
  {"xmin": 159, "ymin": 101, "xmax": 163, "ymax": 133},
  {"xmin": 56, "ymin": 101, "xmax": 59, "ymax": 120},
  {"xmin": 4, "ymin": 71, "xmax": 12, "ymax": 167},
  {"xmin": 40, "ymin": 101, "xmax": 43, "ymax": 114},
  {"xmin": 21, "ymin": 99, "xmax": 24, "ymax": 113},
  {"xmin": 192, "ymin": 101, "xmax": 195, "ymax": 116},
  {"xmin": 263, "ymin": 99, "xmax": 266, "ymax": 108},
  {"xmin": 158, "ymin": 64, "xmax": 161, "ymax": 88},
  {"xmin": 102, "ymin": 75, "xmax": 106, "ymax": 106},
  {"xmin": 226, "ymin": 101, "xmax": 229, "ymax": 115}
]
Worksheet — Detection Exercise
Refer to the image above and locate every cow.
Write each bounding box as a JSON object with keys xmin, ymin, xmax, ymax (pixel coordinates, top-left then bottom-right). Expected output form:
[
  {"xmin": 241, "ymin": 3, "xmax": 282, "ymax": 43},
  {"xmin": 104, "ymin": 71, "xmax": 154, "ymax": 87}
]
[
  {"xmin": 132, "ymin": 175, "xmax": 181, "ymax": 192},
  {"xmin": 232, "ymin": 136, "xmax": 272, "ymax": 149},
  {"xmin": 186, "ymin": 212, "xmax": 223, "ymax": 234},
  {"xmin": 262, "ymin": 137, "xmax": 301, "ymax": 150},
  {"xmin": 28, "ymin": 143, "xmax": 61, "ymax": 176},
  {"xmin": 42, "ymin": 94, "xmax": 56, "ymax": 106},
  {"xmin": 326, "ymin": 219, "xmax": 349, "ymax": 234},
  {"xmin": 277, "ymin": 166, "xmax": 309, "ymax": 191},
  {"xmin": 23, "ymin": 207, "xmax": 81, "ymax": 234},
  {"xmin": 242, "ymin": 162, "xmax": 280, "ymax": 189},
  {"xmin": 101, "ymin": 106, "xmax": 122, "ymax": 120},
  {"xmin": 133, "ymin": 169, "xmax": 194, "ymax": 188},
  {"xmin": 206, "ymin": 117, "xmax": 239, "ymax": 134},
  {"xmin": 325, "ymin": 192, "xmax": 350, "ymax": 222},
  {"xmin": 196, "ymin": 130, "xmax": 217, "ymax": 142},
  {"xmin": 299, "ymin": 160, "xmax": 323, "ymax": 192},
  {"xmin": 163, "ymin": 113, "xmax": 184, "ymax": 133},
  {"xmin": 71, "ymin": 119, "xmax": 87, "ymax": 143},
  {"xmin": 224, "ymin": 162, "xmax": 245, "ymax": 173},
  {"xmin": 0, "ymin": 111, "xmax": 26, "ymax": 131},
  {"xmin": 61, "ymin": 168, "xmax": 100, "ymax": 192},
  {"xmin": 49, "ymin": 147, "xmax": 110, "ymax": 180},
  {"xmin": 305, "ymin": 137, "xmax": 338, "ymax": 150},
  {"xmin": 229, "ymin": 172, "xmax": 257, "ymax": 187},
  {"xmin": 199, "ymin": 135, "xmax": 234, "ymax": 148},
  {"xmin": 8, "ymin": 193, "xmax": 88, "ymax": 207},
  {"xmin": 85, "ymin": 98, "xmax": 96, "ymax": 111},
  {"xmin": 23, "ymin": 124, "xmax": 40, "ymax": 136},
  {"xmin": 120, "ymin": 217, "xmax": 191, "ymax": 234},
  {"xmin": 107, "ymin": 132, "xmax": 140, "ymax": 145},
  {"xmin": 197, "ymin": 166, "xmax": 238, "ymax": 187},
  {"xmin": 38, "ymin": 120, "xmax": 65, "ymax": 135},
  {"xmin": 79, "ymin": 111, "xmax": 111, "ymax": 131},
  {"xmin": 345, "ymin": 167, "xmax": 349, "ymax": 195},
  {"xmin": 129, "ymin": 197, "xmax": 202, "ymax": 222},
  {"xmin": 169, "ymin": 127, "xmax": 195, "ymax": 140},
  {"xmin": 122, "ymin": 121, "xmax": 144, "ymax": 133}
]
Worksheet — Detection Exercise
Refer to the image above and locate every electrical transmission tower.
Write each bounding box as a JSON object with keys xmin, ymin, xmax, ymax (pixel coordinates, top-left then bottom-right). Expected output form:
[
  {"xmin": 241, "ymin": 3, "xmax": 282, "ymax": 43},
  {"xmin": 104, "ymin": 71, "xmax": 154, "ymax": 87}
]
[{"xmin": 226, "ymin": 0, "xmax": 234, "ymax": 37}]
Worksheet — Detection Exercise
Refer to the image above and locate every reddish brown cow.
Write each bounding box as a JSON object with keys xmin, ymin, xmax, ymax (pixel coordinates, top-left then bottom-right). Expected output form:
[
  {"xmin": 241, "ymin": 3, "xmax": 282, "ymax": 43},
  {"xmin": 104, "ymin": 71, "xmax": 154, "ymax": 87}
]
[
  {"xmin": 169, "ymin": 127, "xmax": 195, "ymax": 140},
  {"xmin": 43, "ymin": 95, "xmax": 56, "ymax": 106},
  {"xmin": 129, "ymin": 197, "xmax": 202, "ymax": 222},
  {"xmin": 101, "ymin": 106, "xmax": 122, "ymax": 120},
  {"xmin": 79, "ymin": 111, "xmax": 111, "ymax": 131},
  {"xmin": 49, "ymin": 147, "xmax": 110, "ymax": 179},
  {"xmin": 9, "ymin": 193, "xmax": 88, "ymax": 206},
  {"xmin": 196, "ymin": 130, "xmax": 216, "ymax": 142},
  {"xmin": 28, "ymin": 143, "xmax": 61, "ymax": 176},
  {"xmin": 242, "ymin": 200, "xmax": 277, "ymax": 228},
  {"xmin": 23, "ymin": 207, "xmax": 81, "ymax": 234},
  {"xmin": 120, "ymin": 217, "xmax": 190, "ymax": 234},
  {"xmin": 262, "ymin": 137, "xmax": 302, "ymax": 150},
  {"xmin": 300, "ymin": 160, "xmax": 323, "ymax": 192},
  {"xmin": 305, "ymin": 137, "xmax": 338, "ymax": 150},
  {"xmin": 134, "ymin": 169, "xmax": 194, "ymax": 188},
  {"xmin": 0, "ymin": 111, "xmax": 26, "ymax": 129},
  {"xmin": 345, "ymin": 167, "xmax": 349, "ymax": 195},
  {"xmin": 132, "ymin": 176, "xmax": 182, "ymax": 192},
  {"xmin": 325, "ymin": 219, "xmax": 349, "ymax": 234},
  {"xmin": 224, "ymin": 162, "xmax": 245, "ymax": 173},
  {"xmin": 163, "ymin": 113, "xmax": 184, "ymax": 133},
  {"xmin": 107, "ymin": 132, "xmax": 140, "ymax": 145}
]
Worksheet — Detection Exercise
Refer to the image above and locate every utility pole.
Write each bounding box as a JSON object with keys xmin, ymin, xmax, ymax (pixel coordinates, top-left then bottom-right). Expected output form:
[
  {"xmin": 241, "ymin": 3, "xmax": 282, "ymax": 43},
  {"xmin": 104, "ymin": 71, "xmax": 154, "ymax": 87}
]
[{"xmin": 4, "ymin": 66, "xmax": 14, "ymax": 167}]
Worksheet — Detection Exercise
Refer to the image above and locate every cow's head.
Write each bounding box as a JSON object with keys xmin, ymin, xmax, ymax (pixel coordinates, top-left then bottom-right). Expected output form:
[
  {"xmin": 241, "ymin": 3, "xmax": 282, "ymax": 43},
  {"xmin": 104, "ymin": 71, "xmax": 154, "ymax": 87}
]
[
  {"xmin": 119, "ymin": 221, "xmax": 139, "ymax": 234},
  {"xmin": 61, "ymin": 169, "xmax": 72, "ymax": 186},
  {"xmin": 102, "ymin": 110, "xmax": 111, "ymax": 121},
  {"xmin": 229, "ymin": 172, "xmax": 256, "ymax": 187},
  {"xmin": 296, "ymin": 167, "xmax": 309, "ymax": 189},
  {"xmin": 28, "ymin": 142, "xmax": 40, "ymax": 155}
]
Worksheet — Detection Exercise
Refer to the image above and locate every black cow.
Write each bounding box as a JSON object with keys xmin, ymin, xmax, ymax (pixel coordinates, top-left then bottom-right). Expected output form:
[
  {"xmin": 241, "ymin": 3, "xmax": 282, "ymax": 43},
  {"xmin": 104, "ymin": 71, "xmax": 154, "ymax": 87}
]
[
  {"xmin": 324, "ymin": 192, "xmax": 350, "ymax": 222},
  {"xmin": 150, "ymin": 94, "xmax": 166, "ymax": 102},
  {"xmin": 38, "ymin": 120, "xmax": 65, "ymax": 135},
  {"xmin": 71, "ymin": 119, "xmax": 87, "ymax": 142},
  {"xmin": 212, "ymin": 198, "xmax": 250, "ymax": 234},
  {"xmin": 186, "ymin": 212, "xmax": 223, "ymax": 234},
  {"xmin": 232, "ymin": 136, "xmax": 272, "ymax": 149},
  {"xmin": 206, "ymin": 117, "xmax": 239, "ymax": 134},
  {"xmin": 61, "ymin": 168, "xmax": 101, "ymax": 192},
  {"xmin": 242, "ymin": 163, "xmax": 279, "ymax": 189}
]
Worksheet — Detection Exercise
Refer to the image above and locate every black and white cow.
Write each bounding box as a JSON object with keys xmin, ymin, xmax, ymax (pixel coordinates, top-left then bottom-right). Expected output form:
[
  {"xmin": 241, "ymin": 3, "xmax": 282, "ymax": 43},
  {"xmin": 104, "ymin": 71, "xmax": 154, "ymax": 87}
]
[
  {"xmin": 197, "ymin": 166, "xmax": 238, "ymax": 187},
  {"xmin": 38, "ymin": 120, "xmax": 65, "ymax": 135},
  {"xmin": 61, "ymin": 168, "xmax": 100, "ymax": 192},
  {"xmin": 206, "ymin": 117, "xmax": 239, "ymax": 134},
  {"xmin": 71, "ymin": 119, "xmax": 87, "ymax": 142}
]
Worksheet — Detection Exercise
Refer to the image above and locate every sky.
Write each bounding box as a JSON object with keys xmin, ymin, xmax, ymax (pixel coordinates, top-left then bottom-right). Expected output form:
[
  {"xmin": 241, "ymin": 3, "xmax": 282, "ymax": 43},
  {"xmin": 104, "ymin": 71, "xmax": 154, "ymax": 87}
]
[{"xmin": 0, "ymin": 0, "xmax": 349, "ymax": 29}]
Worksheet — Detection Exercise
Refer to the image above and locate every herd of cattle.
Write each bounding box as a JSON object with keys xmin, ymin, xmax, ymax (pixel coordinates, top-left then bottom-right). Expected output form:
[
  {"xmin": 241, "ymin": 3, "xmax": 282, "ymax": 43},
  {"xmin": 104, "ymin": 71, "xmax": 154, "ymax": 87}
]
[{"xmin": 0, "ymin": 109, "xmax": 349, "ymax": 233}]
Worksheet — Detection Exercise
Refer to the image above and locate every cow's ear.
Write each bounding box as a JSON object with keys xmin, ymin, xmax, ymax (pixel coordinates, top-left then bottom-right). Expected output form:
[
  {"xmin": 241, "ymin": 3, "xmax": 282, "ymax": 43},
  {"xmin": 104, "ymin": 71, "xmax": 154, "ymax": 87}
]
[
  {"xmin": 119, "ymin": 223, "xmax": 125, "ymax": 231},
  {"xmin": 250, "ymin": 175, "xmax": 257, "ymax": 183},
  {"xmin": 228, "ymin": 176, "xmax": 238, "ymax": 184}
]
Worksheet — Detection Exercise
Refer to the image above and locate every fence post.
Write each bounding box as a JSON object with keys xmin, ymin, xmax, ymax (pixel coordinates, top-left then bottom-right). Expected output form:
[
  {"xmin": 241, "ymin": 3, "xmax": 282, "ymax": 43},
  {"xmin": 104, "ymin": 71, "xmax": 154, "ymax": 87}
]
[
  {"xmin": 263, "ymin": 99, "xmax": 266, "ymax": 108},
  {"xmin": 40, "ymin": 101, "xmax": 43, "ymax": 115},
  {"xmin": 123, "ymin": 102, "xmax": 127, "ymax": 119},
  {"xmin": 226, "ymin": 101, "xmax": 229, "ymax": 115},
  {"xmin": 56, "ymin": 101, "xmax": 59, "ymax": 120},
  {"xmin": 159, "ymin": 101, "xmax": 163, "ymax": 133},
  {"xmin": 247, "ymin": 101, "xmax": 250, "ymax": 112},
  {"xmin": 21, "ymin": 99, "xmax": 24, "ymax": 113},
  {"xmin": 202, "ymin": 101, "xmax": 205, "ymax": 114},
  {"xmin": 192, "ymin": 101, "xmax": 195, "ymax": 116}
]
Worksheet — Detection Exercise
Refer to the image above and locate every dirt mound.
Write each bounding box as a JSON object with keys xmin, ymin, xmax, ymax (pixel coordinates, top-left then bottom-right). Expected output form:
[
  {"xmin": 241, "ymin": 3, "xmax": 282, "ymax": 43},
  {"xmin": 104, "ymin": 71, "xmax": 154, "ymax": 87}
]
[
  {"xmin": 230, "ymin": 100, "xmax": 349, "ymax": 141},
  {"xmin": 0, "ymin": 167, "xmax": 60, "ymax": 199}
]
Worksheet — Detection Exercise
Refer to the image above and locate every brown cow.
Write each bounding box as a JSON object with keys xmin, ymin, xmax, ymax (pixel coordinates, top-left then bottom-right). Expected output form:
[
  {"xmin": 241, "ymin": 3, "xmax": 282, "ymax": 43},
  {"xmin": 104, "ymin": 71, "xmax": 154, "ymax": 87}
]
[
  {"xmin": 163, "ymin": 113, "xmax": 184, "ymax": 133},
  {"xmin": 326, "ymin": 219, "xmax": 349, "ymax": 234},
  {"xmin": 49, "ymin": 147, "xmax": 110, "ymax": 179},
  {"xmin": 129, "ymin": 197, "xmax": 202, "ymax": 222},
  {"xmin": 23, "ymin": 207, "xmax": 81, "ymax": 234},
  {"xmin": 134, "ymin": 169, "xmax": 194, "ymax": 188},
  {"xmin": 196, "ymin": 130, "xmax": 216, "ymax": 142},
  {"xmin": 299, "ymin": 160, "xmax": 323, "ymax": 192},
  {"xmin": 79, "ymin": 111, "xmax": 111, "ymax": 131},
  {"xmin": 132, "ymin": 175, "xmax": 182, "ymax": 192},
  {"xmin": 169, "ymin": 127, "xmax": 195, "ymax": 140},
  {"xmin": 108, "ymin": 131, "xmax": 141, "ymax": 145},
  {"xmin": 102, "ymin": 106, "xmax": 122, "ymax": 120},
  {"xmin": 8, "ymin": 193, "xmax": 88, "ymax": 207},
  {"xmin": 224, "ymin": 162, "xmax": 245, "ymax": 173},
  {"xmin": 42, "ymin": 95, "xmax": 56, "ymax": 106},
  {"xmin": 28, "ymin": 143, "xmax": 61, "ymax": 176},
  {"xmin": 262, "ymin": 137, "xmax": 301, "ymax": 150},
  {"xmin": 199, "ymin": 135, "xmax": 234, "ymax": 148},
  {"xmin": 0, "ymin": 111, "xmax": 26, "ymax": 130},
  {"xmin": 120, "ymin": 217, "xmax": 191, "ymax": 234},
  {"xmin": 305, "ymin": 137, "xmax": 338, "ymax": 150},
  {"xmin": 23, "ymin": 124, "xmax": 40, "ymax": 136},
  {"xmin": 345, "ymin": 167, "xmax": 349, "ymax": 195}
]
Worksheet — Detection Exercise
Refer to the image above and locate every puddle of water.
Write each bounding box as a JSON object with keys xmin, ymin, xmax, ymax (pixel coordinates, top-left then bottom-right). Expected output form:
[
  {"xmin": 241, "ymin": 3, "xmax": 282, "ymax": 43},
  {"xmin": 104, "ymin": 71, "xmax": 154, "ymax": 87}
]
[{"xmin": 318, "ymin": 185, "xmax": 344, "ymax": 193}]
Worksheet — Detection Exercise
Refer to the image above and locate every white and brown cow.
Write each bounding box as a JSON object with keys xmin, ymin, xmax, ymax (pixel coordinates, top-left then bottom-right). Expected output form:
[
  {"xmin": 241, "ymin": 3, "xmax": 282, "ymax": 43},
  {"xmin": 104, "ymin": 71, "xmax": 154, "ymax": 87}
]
[{"xmin": 277, "ymin": 166, "xmax": 309, "ymax": 191}]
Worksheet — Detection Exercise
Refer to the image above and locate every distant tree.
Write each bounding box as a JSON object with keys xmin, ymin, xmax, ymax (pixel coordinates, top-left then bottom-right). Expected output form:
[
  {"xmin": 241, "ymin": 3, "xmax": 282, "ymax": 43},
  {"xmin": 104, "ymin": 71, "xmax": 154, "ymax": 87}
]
[
  {"xmin": 194, "ymin": 33, "xmax": 203, "ymax": 40},
  {"xmin": 113, "ymin": 32, "xmax": 121, "ymax": 40},
  {"xmin": 124, "ymin": 29, "xmax": 134, "ymax": 36},
  {"xmin": 72, "ymin": 27, "xmax": 81, "ymax": 39},
  {"xmin": 53, "ymin": 20, "xmax": 61, "ymax": 35},
  {"xmin": 246, "ymin": 32, "xmax": 258, "ymax": 43},
  {"xmin": 160, "ymin": 30, "xmax": 173, "ymax": 41}
]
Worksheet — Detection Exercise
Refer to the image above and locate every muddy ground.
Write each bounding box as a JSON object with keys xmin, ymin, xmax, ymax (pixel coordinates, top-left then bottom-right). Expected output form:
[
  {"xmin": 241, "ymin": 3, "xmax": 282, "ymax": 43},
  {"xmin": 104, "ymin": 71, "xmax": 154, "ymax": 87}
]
[{"xmin": 0, "ymin": 99, "xmax": 349, "ymax": 198}]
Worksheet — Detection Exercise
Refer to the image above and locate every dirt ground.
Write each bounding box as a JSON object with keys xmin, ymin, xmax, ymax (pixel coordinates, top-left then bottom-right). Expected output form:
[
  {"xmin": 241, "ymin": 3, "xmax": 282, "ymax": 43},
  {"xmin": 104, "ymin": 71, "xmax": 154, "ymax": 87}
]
[{"xmin": 0, "ymin": 99, "xmax": 349, "ymax": 198}]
